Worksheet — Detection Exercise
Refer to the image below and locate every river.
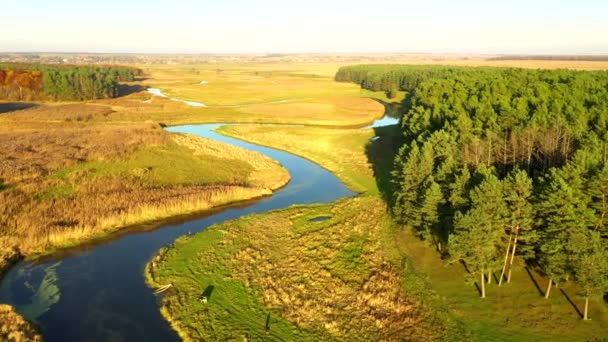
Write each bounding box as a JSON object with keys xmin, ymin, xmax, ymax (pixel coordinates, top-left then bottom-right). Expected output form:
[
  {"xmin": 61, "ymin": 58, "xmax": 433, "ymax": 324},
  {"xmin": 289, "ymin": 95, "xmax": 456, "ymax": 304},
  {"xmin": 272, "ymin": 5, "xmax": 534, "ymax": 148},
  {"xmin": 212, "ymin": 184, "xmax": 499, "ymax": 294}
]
[{"xmin": 0, "ymin": 124, "xmax": 355, "ymax": 341}]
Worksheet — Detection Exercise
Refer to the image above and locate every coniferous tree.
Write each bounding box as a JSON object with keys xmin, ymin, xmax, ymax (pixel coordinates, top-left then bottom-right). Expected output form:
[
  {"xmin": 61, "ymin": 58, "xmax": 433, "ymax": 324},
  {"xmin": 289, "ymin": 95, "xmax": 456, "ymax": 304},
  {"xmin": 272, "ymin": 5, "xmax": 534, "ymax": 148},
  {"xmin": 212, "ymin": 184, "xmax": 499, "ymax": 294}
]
[
  {"xmin": 449, "ymin": 173, "xmax": 507, "ymax": 298},
  {"xmin": 568, "ymin": 229, "xmax": 608, "ymax": 320},
  {"xmin": 418, "ymin": 177, "xmax": 444, "ymax": 248},
  {"xmin": 537, "ymin": 172, "xmax": 594, "ymax": 298},
  {"xmin": 500, "ymin": 169, "xmax": 536, "ymax": 285},
  {"xmin": 587, "ymin": 165, "xmax": 608, "ymax": 237}
]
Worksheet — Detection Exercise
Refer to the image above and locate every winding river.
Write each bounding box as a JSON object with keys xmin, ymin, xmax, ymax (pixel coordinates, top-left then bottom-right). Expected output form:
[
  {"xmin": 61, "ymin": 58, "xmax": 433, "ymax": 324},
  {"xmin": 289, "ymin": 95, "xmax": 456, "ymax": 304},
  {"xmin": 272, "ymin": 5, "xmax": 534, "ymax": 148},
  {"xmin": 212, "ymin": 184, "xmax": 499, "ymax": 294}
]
[{"xmin": 0, "ymin": 124, "xmax": 356, "ymax": 341}]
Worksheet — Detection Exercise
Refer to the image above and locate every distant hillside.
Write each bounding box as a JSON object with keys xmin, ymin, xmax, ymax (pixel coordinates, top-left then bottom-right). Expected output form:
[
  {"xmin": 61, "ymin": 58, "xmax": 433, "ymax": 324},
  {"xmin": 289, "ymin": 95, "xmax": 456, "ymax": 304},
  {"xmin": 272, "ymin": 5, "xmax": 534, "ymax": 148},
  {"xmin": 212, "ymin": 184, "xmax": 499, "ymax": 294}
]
[{"xmin": 490, "ymin": 55, "xmax": 608, "ymax": 61}]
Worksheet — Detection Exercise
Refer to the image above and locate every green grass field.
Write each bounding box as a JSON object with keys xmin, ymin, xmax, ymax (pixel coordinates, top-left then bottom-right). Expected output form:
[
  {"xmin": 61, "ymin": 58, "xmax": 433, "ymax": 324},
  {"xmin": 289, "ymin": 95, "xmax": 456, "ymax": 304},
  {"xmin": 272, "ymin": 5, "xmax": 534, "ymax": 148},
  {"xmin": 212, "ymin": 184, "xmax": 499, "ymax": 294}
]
[
  {"xmin": 109, "ymin": 63, "xmax": 387, "ymax": 127},
  {"xmin": 52, "ymin": 140, "xmax": 253, "ymax": 187}
]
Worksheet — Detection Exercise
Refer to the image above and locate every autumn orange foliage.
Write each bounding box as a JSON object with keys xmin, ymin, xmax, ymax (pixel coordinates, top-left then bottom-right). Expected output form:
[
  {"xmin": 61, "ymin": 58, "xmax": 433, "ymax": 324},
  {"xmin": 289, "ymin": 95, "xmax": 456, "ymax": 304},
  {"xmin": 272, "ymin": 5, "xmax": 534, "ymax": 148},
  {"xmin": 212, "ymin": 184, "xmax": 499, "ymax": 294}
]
[{"xmin": 0, "ymin": 70, "xmax": 43, "ymax": 100}]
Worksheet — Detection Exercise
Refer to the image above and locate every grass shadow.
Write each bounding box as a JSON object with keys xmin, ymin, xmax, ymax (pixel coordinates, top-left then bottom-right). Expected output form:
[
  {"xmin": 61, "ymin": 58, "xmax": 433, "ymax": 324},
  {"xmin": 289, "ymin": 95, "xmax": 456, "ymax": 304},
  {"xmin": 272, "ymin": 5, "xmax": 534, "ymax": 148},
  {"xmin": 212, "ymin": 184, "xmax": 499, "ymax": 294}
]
[
  {"xmin": 560, "ymin": 288, "xmax": 583, "ymax": 319},
  {"xmin": 201, "ymin": 285, "xmax": 215, "ymax": 300},
  {"xmin": 0, "ymin": 102, "xmax": 38, "ymax": 114},
  {"xmin": 118, "ymin": 84, "xmax": 146, "ymax": 97},
  {"xmin": 264, "ymin": 312, "xmax": 271, "ymax": 335},
  {"xmin": 0, "ymin": 183, "xmax": 13, "ymax": 191},
  {"xmin": 524, "ymin": 267, "xmax": 544, "ymax": 297}
]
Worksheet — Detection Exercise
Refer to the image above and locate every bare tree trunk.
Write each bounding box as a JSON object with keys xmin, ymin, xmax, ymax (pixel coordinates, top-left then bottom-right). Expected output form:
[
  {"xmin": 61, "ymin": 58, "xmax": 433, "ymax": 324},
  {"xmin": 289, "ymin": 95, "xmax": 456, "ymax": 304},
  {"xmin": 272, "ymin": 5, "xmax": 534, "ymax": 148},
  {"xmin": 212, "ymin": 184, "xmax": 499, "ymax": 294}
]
[
  {"xmin": 503, "ymin": 132, "xmax": 508, "ymax": 169},
  {"xmin": 545, "ymin": 278, "xmax": 552, "ymax": 299},
  {"xmin": 499, "ymin": 233, "xmax": 513, "ymax": 286},
  {"xmin": 526, "ymin": 131, "xmax": 532, "ymax": 173},
  {"xmin": 487, "ymin": 138, "xmax": 492, "ymax": 166},
  {"xmin": 584, "ymin": 296, "xmax": 589, "ymax": 320},
  {"xmin": 507, "ymin": 226, "xmax": 519, "ymax": 283},
  {"xmin": 481, "ymin": 271, "xmax": 486, "ymax": 298},
  {"xmin": 488, "ymin": 269, "xmax": 492, "ymax": 284},
  {"xmin": 596, "ymin": 194, "xmax": 606, "ymax": 231}
]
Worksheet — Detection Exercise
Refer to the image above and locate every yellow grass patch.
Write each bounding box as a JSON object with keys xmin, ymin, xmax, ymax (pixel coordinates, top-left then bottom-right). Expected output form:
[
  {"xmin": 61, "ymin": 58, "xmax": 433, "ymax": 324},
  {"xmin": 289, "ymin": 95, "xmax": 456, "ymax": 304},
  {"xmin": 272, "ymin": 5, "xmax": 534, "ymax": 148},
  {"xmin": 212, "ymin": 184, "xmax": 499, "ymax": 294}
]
[{"xmin": 0, "ymin": 304, "xmax": 42, "ymax": 342}]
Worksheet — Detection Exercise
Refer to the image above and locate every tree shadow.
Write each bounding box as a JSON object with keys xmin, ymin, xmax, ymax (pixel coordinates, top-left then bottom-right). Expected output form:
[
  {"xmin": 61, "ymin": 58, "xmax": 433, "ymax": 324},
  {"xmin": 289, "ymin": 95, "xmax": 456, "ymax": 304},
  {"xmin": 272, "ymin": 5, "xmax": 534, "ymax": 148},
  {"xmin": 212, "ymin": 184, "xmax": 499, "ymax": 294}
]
[
  {"xmin": 474, "ymin": 281, "xmax": 482, "ymax": 296},
  {"xmin": 364, "ymin": 124, "xmax": 403, "ymax": 208},
  {"xmin": 524, "ymin": 267, "xmax": 544, "ymax": 296},
  {"xmin": 459, "ymin": 260, "xmax": 472, "ymax": 274},
  {"xmin": 117, "ymin": 84, "xmax": 145, "ymax": 97},
  {"xmin": 0, "ymin": 102, "xmax": 38, "ymax": 114},
  {"xmin": 201, "ymin": 285, "xmax": 215, "ymax": 300},
  {"xmin": 493, "ymin": 272, "xmax": 501, "ymax": 284},
  {"xmin": 559, "ymin": 288, "xmax": 583, "ymax": 319},
  {"xmin": 363, "ymin": 93, "xmax": 412, "ymax": 210}
]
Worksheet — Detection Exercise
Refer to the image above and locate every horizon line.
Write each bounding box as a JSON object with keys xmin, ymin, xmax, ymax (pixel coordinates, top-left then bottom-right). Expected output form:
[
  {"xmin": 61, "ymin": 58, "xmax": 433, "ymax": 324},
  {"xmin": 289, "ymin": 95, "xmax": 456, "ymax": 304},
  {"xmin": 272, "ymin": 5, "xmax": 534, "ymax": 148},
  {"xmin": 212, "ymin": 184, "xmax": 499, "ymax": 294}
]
[{"xmin": 2, "ymin": 51, "xmax": 608, "ymax": 57}]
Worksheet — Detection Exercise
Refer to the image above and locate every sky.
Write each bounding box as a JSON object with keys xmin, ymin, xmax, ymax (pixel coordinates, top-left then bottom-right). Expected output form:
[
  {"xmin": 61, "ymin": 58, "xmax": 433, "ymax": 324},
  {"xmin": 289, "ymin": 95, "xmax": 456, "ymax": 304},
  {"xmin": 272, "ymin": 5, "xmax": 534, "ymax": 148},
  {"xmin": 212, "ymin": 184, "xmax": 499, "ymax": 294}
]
[{"xmin": 1, "ymin": 0, "xmax": 607, "ymax": 54}]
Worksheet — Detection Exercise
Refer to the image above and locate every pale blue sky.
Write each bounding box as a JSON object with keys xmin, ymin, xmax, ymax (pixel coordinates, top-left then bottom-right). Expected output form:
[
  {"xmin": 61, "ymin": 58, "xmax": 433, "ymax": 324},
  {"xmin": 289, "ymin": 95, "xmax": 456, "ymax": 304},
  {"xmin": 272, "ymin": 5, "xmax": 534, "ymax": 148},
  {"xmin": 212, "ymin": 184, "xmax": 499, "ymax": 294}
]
[{"xmin": 1, "ymin": 0, "xmax": 607, "ymax": 54}]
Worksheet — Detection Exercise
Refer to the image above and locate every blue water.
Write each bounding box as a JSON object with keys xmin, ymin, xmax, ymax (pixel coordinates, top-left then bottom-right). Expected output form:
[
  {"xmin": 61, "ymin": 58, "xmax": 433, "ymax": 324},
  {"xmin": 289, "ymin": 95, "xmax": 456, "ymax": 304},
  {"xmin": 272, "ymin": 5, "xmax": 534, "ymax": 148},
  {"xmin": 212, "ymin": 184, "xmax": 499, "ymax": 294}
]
[
  {"xmin": 0, "ymin": 124, "xmax": 355, "ymax": 341},
  {"xmin": 362, "ymin": 115, "xmax": 400, "ymax": 129}
]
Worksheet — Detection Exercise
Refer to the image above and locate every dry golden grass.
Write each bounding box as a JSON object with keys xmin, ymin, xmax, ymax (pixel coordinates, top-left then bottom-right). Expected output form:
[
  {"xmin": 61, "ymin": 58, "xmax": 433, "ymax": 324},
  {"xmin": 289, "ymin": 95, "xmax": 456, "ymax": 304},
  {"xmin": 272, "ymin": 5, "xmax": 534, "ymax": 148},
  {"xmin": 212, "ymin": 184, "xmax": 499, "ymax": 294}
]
[
  {"xmin": 219, "ymin": 124, "xmax": 379, "ymax": 193},
  {"xmin": 238, "ymin": 96, "xmax": 384, "ymax": 126},
  {"xmin": 149, "ymin": 197, "xmax": 461, "ymax": 341},
  {"xmin": 0, "ymin": 103, "xmax": 288, "ymax": 258},
  {"xmin": 225, "ymin": 198, "xmax": 426, "ymax": 339},
  {"xmin": 0, "ymin": 304, "xmax": 42, "ymax": 342},
  {"xmin": 0, "ymin": 240, "xmax": 20, "ymax": 278}
]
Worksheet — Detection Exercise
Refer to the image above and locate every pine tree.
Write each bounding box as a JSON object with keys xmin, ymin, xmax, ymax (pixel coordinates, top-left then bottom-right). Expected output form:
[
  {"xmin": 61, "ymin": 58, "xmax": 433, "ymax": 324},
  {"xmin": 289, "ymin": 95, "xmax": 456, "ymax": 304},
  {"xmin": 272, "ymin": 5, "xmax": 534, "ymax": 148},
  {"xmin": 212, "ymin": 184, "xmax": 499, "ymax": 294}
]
[
  {"xmin": 587, "ymin": 165, "xmax": 608, "ymax": 238},
  {"xmin": 449, "ymin": 173, "xmax": 507, "ymax": 298},
  {"xmin": 449, "ymin": 166, "xmax": 471, "ymax": 213},
  {"xmin": 568, "ymin": 230, "xmax": 608, "ymax": 320},
  {"xmin": 499, "ymin": 169, "xmax": 536, "ymax": 285},
  {"xmin": 418, "ymin": 177, "xmax": 445, "ymax": 248},
  {"xmin": 393, "ymin": 141, "xmax": 435, "ymax": 228},
  {"xmin": 537, "ymin": 171, "xmax": 594, "ymax": 298}
]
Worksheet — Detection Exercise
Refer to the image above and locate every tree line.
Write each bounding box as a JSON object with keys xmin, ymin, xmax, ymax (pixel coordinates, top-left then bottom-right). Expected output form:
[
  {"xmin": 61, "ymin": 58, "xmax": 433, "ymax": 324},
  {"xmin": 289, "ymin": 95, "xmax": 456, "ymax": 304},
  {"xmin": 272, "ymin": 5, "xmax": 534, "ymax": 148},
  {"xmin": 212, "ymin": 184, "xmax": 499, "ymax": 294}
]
[
  {"xmin": 0, "ymin": 63, "xmax": 142, "ymax": 101},
  {"xmin": 336, "ymin": 64, "xmax": 608, "ymax": 320}
]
